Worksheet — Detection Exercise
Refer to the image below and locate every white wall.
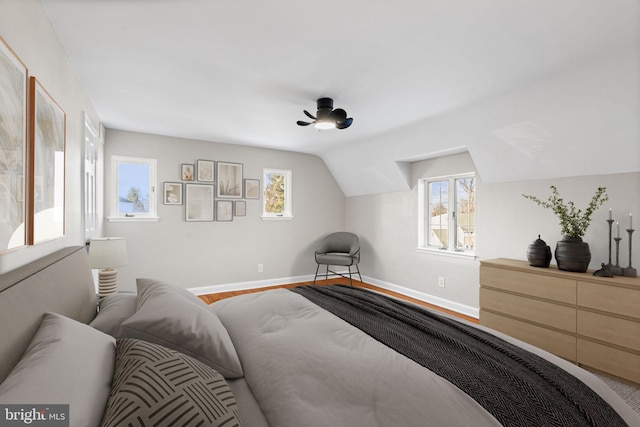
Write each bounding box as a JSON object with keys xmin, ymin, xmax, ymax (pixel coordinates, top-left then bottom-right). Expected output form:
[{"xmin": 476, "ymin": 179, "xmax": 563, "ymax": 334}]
[
  {"xmin": 0, "ymin": 0, "xmax": 101, "ymax": 275},
  {"xmin": 348, "ymin": 151, "xmax": 640, "ymax": 311},
  {"xmin": 103, "ymin": 130, "xmax": 345, "ymax": 292}
]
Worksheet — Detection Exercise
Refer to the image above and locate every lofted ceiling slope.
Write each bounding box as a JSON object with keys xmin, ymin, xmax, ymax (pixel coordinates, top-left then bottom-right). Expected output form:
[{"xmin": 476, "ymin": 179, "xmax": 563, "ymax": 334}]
[{"xmin": 41, "ymin": 0, "xmax": 640, "ymax": 196}]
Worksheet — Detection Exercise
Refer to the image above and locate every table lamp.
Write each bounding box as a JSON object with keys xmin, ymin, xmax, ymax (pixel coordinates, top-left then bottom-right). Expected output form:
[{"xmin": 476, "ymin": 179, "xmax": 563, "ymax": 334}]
[{"xmin": 89, "ymin": 237, "xmax": 128, "ymax": 296}]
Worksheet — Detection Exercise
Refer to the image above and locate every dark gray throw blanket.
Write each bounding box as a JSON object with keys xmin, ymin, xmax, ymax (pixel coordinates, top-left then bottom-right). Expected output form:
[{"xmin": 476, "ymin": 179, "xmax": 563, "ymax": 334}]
[{"xmin": 290, "ymin": 285, "xmax": 626, "ymax": 427}]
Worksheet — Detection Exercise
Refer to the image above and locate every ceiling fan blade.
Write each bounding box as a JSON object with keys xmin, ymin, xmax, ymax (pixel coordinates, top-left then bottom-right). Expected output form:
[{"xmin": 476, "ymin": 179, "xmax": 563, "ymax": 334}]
[
  {"xmin": 303, "ymin": 110, "xmax": 316, "ymax": 120},
  {"xmin": 330, "ymin": 108, "xmax": 348, "ymax": 123},
  {"xmin": 297, "ymin": 120, "xmax": 313, "ymax": 126},
  {"xmin": 336, "ymin": 118, "xmax": 353, "ymax": 129}
]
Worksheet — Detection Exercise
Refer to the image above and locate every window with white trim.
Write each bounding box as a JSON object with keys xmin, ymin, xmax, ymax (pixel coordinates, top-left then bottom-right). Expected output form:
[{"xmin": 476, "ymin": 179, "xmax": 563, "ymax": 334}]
[
  {"xmin": 418, "ymin": 173, "xmax": 475, "ymax": 254},
  {"xmin": 262, "ymin": 168, "xmax": 292, "ymax": 219},
  {"xmin": 109, "ymin": 156, "xmax": 158, "ymax": 222}
]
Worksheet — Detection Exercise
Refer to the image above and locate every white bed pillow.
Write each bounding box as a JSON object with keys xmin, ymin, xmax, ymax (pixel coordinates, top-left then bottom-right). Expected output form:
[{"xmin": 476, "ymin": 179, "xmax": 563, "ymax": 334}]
[
  {"xmin": 0, "ymin": 312, "xmax": 116, "ymax": 427},
  {"xmin": 121, "ymin": 278, "xmax": 244, "ymax": 379}
]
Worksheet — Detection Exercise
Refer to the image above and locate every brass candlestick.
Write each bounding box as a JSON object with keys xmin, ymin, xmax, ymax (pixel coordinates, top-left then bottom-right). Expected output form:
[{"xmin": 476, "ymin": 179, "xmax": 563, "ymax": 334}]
[{"xmin": 622, "ymin": 229, "xmax": 637, "ymax": 278}]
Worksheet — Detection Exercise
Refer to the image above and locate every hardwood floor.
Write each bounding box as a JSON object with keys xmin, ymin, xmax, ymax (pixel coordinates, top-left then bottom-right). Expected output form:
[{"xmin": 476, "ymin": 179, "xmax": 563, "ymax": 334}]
[{"xmin": 199, "ymin": 278, "xmax": 478, "ymax": 324}]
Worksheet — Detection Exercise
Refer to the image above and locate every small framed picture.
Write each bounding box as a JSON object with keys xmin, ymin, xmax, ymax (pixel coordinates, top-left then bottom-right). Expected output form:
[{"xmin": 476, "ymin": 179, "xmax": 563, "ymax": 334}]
[
  {"xmin": 196, "ymin": 159, "xmax": 214, "ymax": 182},
  {"xmin": 216, "ymin": 200, "xmax": 233, "ymax": 222},
  {"xmin": 234, "ymin": 201, "xmax": 246, "ymax": 217},
  {"xmin": 216, "ymin": 161, "xmax": 243, "ymax": 198},
  {"xmin": 244, "ymin": 179, "xmax": 260, "ymax": 199},
  {"xmin": 163, "ymin": 182, "xmax": 182, "ymax": 205},
  {"xmin": 181, "ymin": 164, "xmax": 195, "ymax": 181},
  {"xmin": 185, "ymin": 184, "xmax": 214, "ymax": 221}
]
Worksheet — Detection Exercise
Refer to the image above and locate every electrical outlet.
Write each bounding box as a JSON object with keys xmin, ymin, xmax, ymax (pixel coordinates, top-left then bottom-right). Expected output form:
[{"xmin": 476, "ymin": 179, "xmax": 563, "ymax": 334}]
[
  {"xmin": 438, "ymin": 277, "xmax": 445, "ymax": 288},
  {"xmin": 258, "ymin": 264, "xmax": 263, "ymax": 273}
]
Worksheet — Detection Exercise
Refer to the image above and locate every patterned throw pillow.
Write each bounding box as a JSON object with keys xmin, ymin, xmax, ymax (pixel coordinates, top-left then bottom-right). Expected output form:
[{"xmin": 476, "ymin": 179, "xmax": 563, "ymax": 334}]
[{"xmin": 101, "ymin": 338, "xmax": 242, "ymax": 427}]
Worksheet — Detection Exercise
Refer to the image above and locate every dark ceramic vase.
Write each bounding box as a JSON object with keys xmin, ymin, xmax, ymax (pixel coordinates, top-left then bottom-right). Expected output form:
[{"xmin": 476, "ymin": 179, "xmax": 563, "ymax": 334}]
[
  {"xmin": 527, "ymin": 235, "xmax": 552, "ymax": 268},
  {"xmin": 555, "ymin": 237, "xmax": 591, "ymax": 273}
]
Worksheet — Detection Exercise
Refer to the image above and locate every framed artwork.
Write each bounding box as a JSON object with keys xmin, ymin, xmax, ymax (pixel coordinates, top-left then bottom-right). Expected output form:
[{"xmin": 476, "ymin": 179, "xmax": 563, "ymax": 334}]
[
  {"xmin": 163, "ymin": 182, "xmax": 182, "ymax": 205},
  {"xmin": 181, "ymin": 163, "xmax": 195, "ymax": 181},
  {"xmin": 0, "ymin": 36, "xmax": 28, "ymax": 252},
  {"xmin": 185, "ymin": 184, "xmax": 214, "ymax": 221},
  {"xmin": 216, "ymin": 200, "xmax": 233, "ymax": 222},
  {"xmin": 244, "ymin": 179, "xmax": 260, "ymax": 199},
  {"xmin": 217, "ymin": 161, "xmax": 243, "ymax": 198},
  {"xmin": 234, "ymin": 201, "xmax": 246, "ymax": 217},
  {"xmin": 29, "ymin": 76, "xmax": 66, "ymax": 245},
  {"xmin": 196, "ymin": 159, "xmax": 214, "ymax": 182}
]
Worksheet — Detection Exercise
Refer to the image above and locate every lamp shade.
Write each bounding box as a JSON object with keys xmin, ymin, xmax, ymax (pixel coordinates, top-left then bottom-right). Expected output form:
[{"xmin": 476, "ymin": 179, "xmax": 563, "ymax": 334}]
[{"xmin": 89, "ymin": 237, "xmax": 128, "ymax": 269}]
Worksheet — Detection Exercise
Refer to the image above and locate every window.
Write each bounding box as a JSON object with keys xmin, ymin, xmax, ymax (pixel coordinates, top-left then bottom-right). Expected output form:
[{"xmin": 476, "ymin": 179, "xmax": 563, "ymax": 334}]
[
  {"xmin": 109, "ymin": 156, "xmax": 158, "ymax": 221},
  {"xmin": 262, "ymin": 168, "xmax": 292, "ymax": 219},
  {"xmin": 418, "ymin": 173, "xmax": 475, "ymax": 255}
]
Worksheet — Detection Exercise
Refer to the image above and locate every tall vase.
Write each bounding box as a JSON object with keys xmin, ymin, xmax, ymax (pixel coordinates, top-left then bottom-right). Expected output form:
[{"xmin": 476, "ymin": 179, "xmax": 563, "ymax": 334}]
[{"xmin": 555, "ymin": 237, "xmax": 591, "ymax": 273}]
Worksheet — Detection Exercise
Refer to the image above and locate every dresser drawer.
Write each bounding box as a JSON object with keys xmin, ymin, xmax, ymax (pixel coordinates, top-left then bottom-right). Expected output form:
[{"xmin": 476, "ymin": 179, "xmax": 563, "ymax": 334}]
[
  {"xmin": 481, "ymin": 310, "xmax": 576, "ymax": 361},
  {"xmin": 577, "ymin": 310, "xmax": 640, "ymax": 352},
  {"xmin": 480, "ymin": 288, "xmax": 576, "ymax": 333},
  {"xmin": 578, "ymin": 338, "xmax": 640, "ymax": 384},
  {"xmin": 480, "ymin": 266, "xmax": 576, "ymax": 304},
  {"xmin": 577, "ymin": 281, "xmax": 640, "ymax": 320}
]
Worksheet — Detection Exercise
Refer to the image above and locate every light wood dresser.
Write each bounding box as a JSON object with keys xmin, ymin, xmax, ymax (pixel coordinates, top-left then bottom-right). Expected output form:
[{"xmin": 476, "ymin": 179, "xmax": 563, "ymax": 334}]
[{"xmin": 479, "ymin": 258, "xmax": 640, "ymax": 385}]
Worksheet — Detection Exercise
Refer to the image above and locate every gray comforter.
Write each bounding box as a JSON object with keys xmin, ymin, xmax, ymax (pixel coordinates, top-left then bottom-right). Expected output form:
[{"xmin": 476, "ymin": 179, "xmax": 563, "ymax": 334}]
[{"xmin": 213, "ymin": 288, "xmax": 640, "ymax": 427}]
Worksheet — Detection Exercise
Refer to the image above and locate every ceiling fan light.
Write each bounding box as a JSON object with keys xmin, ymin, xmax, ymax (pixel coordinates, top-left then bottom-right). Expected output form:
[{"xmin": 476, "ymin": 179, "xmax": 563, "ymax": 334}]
[{"xmin": 314, "ymin": 120, "xmax": 336, "ymax": 130}]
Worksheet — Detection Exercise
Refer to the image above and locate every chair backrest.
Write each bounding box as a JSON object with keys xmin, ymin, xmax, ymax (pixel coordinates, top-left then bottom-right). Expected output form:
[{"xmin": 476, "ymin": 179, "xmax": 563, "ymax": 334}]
[{"xmin": 317, "ymin": 232, "xmax": 359, "ymax": 255}]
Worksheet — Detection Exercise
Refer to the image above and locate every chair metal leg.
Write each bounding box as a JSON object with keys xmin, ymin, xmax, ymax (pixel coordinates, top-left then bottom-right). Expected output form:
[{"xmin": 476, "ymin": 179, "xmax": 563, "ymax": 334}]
[
  {"xmin": 355, "ymin": 264, "xmax": 362, "ymax": 282},
  {"xmin": 313, "ymin": 264, "xmax": 321, "ymax": 285},
  {"xmin": 348, "ymin": 265, "xmax": 353, "ymax": 286}
]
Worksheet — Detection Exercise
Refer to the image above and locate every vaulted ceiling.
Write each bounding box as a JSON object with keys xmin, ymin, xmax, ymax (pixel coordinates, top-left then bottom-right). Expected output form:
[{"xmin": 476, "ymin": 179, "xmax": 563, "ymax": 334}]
[{"xmin": 41, "ymin": 0, "xmax": 639, "ymax": 196}]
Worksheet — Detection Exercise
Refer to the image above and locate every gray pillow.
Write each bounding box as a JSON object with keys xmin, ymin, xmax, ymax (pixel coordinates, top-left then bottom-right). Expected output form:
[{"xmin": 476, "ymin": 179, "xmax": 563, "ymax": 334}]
[
  {"xmin": 0, "ymin": 313, "xmax": 116, "ymax": 427},
  {"xmin": 121, "ymin": 279, "xmax": 244, "ymax": 379},
  {"xmin": 101, "ymin": 338, "xmax": 242, "ymax": 427},
  {"xmin": 90, "ymin": 293, "xmax": 137, "ymax": 338},
  {"xmin": 136, "ymin": 277, "xmax": 207, "ymax": 308}
]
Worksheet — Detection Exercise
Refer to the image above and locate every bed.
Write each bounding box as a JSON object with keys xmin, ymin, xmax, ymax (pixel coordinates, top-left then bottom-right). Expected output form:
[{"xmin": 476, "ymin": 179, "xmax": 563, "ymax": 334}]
[{"xmin": 0, "ymin": 246, "xmax": 638, "ymax": 426}]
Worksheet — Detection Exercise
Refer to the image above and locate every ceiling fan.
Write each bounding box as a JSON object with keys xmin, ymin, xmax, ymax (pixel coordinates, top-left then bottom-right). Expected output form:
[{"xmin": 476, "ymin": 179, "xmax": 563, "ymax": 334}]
[{"xmin": 297, "ymin": 98, "xmax": 353, "ymax": 130}]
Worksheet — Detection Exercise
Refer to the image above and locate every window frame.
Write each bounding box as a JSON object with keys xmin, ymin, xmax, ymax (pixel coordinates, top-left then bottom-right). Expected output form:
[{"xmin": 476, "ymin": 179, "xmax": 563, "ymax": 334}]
[
  {"xmin": 108, "ymin": 155, "xmax": 159, "ymax": 222},
  {"xmin": 417, "ymin": 172, "xmax": 476, "ymax": 258},
  {"xmin": 261, "ymin": 168, "xmax": 293, "ymax": 220}
]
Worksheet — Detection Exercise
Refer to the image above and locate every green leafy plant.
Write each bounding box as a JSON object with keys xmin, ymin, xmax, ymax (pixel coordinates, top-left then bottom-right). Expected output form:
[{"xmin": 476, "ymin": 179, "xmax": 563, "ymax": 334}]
[{"xmin": 522, "ymin": 186, "xmax": 608, "ymax": 239}]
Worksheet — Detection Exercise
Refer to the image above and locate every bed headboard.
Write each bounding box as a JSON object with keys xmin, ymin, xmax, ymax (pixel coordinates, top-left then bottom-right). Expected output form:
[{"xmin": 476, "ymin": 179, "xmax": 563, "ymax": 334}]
[{"xmin": 0, "ymin": 246, "xmax": 97, "ymax": 382}]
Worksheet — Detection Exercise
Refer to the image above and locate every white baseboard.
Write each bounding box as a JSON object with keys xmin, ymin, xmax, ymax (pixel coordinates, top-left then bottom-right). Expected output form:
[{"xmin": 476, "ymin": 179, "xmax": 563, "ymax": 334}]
[
  {"xmin": 189, "ymin": 274, "xmax": 316, "ymax": 296},
  {"xmin": 189, "ymin": 273, "xmax": 479, "ymax": 320},
  {"xmin": 361, "ymin": 276, "xmax": 479, "ymax": 319}
]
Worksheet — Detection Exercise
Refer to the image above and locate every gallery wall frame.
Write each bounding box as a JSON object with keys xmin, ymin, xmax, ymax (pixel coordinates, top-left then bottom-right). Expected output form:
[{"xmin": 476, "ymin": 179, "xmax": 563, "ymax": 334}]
[
  {"xmin": 216, "ymin": 200, "xmax": 233, "ymax": 222},
  {"xmin": 196, "ymin": 159, "xmax": 214, "ymax": 182},
  {"xmin": 163, "ymin": 182, "xmax": 182, "ymax": 205},
  {"xmin": 28, "ymin": 76, "xmax": 66, "ymax": 245},
  {"xmin": 234, "ymin": 200, "xmax": 246, "ymax": 217},
  {"xmin": 185, "ymin": 183, "xmax": 214, "ymax": 221},
  {"xmin": 217, "ymin": 161, "xmax": 243, "ymax": 199},
  {"xmin": 0, "ymin": 36, "xmax": 28, "ymax": 253},
  {"xmin": 181, "ymin": 163, "xmax": 194, "ymax": 181},
  {"xmin": 244, "ymin": 178, "xmax": 260, "ymax": 200}
]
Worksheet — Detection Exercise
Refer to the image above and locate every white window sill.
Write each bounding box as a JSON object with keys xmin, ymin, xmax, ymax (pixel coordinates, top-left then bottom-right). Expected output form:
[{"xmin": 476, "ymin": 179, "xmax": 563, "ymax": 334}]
[
  {"xmin": 416, "ymin": 246, "xmax": 477, "ymax": 260},
  {"xmin": 261, "ymin": 215, "xmax": 293, "ymax": 221},
  {"xmin": 107, "ymin": 216, "xmax": 160, "ymax": 223}
]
